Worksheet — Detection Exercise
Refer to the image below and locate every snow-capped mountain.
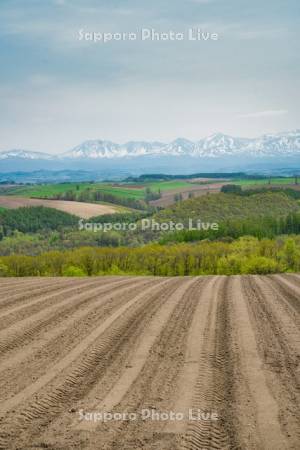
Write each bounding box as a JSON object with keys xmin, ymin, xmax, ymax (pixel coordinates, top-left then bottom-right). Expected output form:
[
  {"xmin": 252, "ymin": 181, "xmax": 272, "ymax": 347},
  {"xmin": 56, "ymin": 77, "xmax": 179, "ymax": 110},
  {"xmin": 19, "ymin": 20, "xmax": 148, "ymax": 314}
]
[
  {"xmin": 1, "ymin": 130, "xmax": 300, "ymax": 162},
  {"xmin": 0, "ymin": 149, "xmax": 54, "ymax": 160},
  {"xmin": 62, "ymin": 140, "xmax": 122, "ymax": 159},
  {"xmin": 243, "ymin": 131, "xmax": 300, "ymax": 156},
  {"xmin": 162, "ymin": 138, "xmax": 196, "ymax": 156},
  {"xmin": 61, "ymin": 130, "xmax": 300, "ymax": 159},
  {"xmin": 121, "ymin": 141, "xmax": 165, "ymax": 156},
  {"xmin": 195, "ymin": 133, "xmax": 252, "ymax": 157}
]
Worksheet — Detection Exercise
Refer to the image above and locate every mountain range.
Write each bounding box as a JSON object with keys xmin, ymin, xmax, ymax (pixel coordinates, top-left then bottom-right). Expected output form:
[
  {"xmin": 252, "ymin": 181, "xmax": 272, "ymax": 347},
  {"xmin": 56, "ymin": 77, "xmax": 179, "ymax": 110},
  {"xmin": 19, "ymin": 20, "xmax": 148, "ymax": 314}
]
[
  {"xmin": 0, "ymin": 129, "xmax": 300, "ymax": 173},
  {"xmin": 1, "ymin": 131, "xmax": 300, "ymax": 161}
]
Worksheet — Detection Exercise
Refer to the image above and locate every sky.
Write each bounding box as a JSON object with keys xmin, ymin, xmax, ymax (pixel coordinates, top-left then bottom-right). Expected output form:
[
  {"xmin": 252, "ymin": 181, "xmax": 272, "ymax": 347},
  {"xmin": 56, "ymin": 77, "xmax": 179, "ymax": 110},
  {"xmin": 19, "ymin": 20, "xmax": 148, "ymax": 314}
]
[{"xmin": 0, "ymin": 0, "xmax": 299, "ymax": 153}]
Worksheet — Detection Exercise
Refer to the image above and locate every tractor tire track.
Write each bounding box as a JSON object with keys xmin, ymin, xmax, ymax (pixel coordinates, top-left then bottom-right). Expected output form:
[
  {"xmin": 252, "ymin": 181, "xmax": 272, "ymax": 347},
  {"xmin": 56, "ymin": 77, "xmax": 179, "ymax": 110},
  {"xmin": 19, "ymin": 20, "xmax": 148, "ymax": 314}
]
[
  {"xmin": 0, "ymin": 278, "xmax": 154, "ymax": 400},
  {"xmin": 82, "ymin": 277, "xmax": 209, "ymax": 450},
  {"xmin": 240, "ymin": 275, "xmax": 299, "ymax": 449},
  {"xmin": 0, "ymin": 275, "xmax": 298, "ymax": 450},
  {"xmin": 0, "ymin": 278, "xmax": 175, "ymax": 449},
  {"xmin": 0, "ymin": 277, "xmax": 116, "ymax": 323},
  {"xmin": 170, "ymin": 276, "xmax": 234, "ymax": 450},
  {"xmin": 0, "ymin": 277, "xmax": 142, "ymax": 355},
  {"xmin": 269, "ymin": 274, "xmax": 300, "ymax": 314}
]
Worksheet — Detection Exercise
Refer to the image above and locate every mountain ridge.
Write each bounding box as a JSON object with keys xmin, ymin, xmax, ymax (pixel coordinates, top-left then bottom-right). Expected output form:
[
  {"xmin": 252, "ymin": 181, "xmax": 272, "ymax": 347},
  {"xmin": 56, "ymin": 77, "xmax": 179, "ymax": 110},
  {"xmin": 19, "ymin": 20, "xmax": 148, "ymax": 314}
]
[{"xmin": 1, "ymin": 130, "xmax": 300, "ymax": 161}]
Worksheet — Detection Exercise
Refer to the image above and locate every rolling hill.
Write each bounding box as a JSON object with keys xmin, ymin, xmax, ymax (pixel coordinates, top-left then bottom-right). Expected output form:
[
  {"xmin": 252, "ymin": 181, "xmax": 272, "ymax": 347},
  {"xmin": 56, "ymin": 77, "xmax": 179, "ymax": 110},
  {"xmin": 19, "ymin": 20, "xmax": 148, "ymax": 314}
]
[{"xmin": 154, "ymin": 191, "xmax": 300, "ymax": 224}]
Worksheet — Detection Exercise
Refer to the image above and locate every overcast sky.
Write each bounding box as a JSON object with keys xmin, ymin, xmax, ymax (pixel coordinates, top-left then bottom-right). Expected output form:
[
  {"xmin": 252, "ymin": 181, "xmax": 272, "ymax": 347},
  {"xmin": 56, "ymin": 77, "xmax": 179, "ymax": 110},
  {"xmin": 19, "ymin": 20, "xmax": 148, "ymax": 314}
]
[{"xmin": 0, "ymin": 0, "xmax": 299, "ymax": 153}]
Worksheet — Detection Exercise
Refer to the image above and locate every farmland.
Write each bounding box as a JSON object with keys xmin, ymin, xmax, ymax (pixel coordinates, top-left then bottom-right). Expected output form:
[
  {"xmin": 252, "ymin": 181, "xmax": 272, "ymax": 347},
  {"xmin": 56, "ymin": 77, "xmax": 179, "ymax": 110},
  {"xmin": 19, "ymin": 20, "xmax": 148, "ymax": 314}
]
[
  {"xmin": 0, "ymin": 180, "xmax": 193, "ymax": 200},
  {"xmin": 0, "ymin": 196, "xmax": 118, "ymax": 219},
  {"xmin": 235, "ymin": 176, "xmax": 298, "ymax": 186},
  {"xmin": 149, "ymin": 182, "xmax": 229, "ymax": 207},
  {"xmin": 0, "ymin": 179, "xmax": 227, "ymax": 210},
  {"xmin": 2, "ymin": 176, "xmax": 299, "ymax": 211},
  {"xmin": 0, "ymin": 182, "xmax": 146, "ymax": 201},
  {"xmin": 0, "ymin": 275, "xmax": 298, "ymax": 449}
]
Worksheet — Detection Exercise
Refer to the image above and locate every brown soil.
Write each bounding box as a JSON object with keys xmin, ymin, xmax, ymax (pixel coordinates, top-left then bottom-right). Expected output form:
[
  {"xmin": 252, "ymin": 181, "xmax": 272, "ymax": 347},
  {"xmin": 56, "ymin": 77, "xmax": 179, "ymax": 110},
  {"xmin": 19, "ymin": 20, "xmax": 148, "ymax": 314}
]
[
  {"xmin": 0, "ymin": 196, "xmax": 117, "ymax": 218},
  {"xmin": 149, "ymin": 183, "xmax": 229, "ymax": 207},
  {"xmin": 0, "ymin": 275, "xmax": 299, "ymax": 449}
]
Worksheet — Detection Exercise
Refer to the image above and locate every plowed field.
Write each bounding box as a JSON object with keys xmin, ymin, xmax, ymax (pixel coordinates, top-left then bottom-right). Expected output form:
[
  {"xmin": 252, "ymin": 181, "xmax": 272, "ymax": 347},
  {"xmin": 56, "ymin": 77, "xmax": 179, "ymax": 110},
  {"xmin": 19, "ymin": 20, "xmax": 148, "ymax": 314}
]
[
  {"xmin": 0, "ymin": 275, "xmax": 299, "ymax": 449},
  {"xmin": 0, "ymin": 196, "xmax": 117, "ymax": 218}
]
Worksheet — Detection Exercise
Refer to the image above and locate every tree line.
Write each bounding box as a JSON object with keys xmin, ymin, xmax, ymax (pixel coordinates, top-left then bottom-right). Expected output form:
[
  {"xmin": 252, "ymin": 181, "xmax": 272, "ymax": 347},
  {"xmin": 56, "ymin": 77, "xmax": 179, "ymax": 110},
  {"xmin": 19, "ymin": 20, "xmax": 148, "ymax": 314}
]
[
  {"xmin": 160, "ymin": 212, "xmax": 300, "ymax": 244},
  {"xmin": 48, "ymin": 187, "xmax": 160, "ymax": 210},
  {"xmin": 0, "ymin": 206, "xmax": 78, "ymax": 237},
  {"xmin": 1, "ymin": 236, "xmax": 299, "ymax": 276}
]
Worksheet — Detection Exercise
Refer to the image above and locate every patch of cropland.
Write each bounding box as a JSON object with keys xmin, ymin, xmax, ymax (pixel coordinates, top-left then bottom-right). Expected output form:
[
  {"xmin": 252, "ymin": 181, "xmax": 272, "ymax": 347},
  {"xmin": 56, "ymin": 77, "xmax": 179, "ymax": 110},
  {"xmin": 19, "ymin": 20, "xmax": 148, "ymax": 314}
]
[
  {"xmin": 0, "ymin": 179, "xmax": 227, "ymax": 210},
  {"xmin": 0, "ymin": 275, "xmax": 298, "ymax": 449},
  {"xmin": 0, "ymin": 182, "xmax": 154, "ymax": 211},
  {"xmin": 0, "ymin": 182, "xmax": 91, "ymax": 198},
  {"xmin": 0, "ymin": 181, "xmax": 189, "ymax": 199},
  {"xmin": 235, "ymin": 176, "xmax": 299, "ymax": 186},
  {"xmin": 0, "ymin": 197, "xmax": 118, "ymax": 219}
]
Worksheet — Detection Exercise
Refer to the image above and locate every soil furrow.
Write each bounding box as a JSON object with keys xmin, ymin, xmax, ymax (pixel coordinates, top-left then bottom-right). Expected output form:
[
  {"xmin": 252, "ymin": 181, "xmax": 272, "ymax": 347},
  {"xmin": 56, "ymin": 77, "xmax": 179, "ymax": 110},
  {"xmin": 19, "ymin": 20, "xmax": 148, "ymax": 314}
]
[
  {"xmin": 0, "ymin": 277, "xmax": 116, "ymax": 323},
  {"xmin": 0, "ymin": 278, "xmax": 153, "ymax": 399},
  {"xmin": 254, "ymin": 276, "xmax": 300, "ymax": 352},
  {"xmin": 269, "ymin": 274, "xmax": 300, "ymax": 314},
  {"xmin": 0, "ymin": 278, "xmax": 72, "ymax": 304},
  {"xmin": 173, "ymin": 277, "xmax": 233, "ymax": 450},
  {"xmin": 0, "ymin": 277, "xmax": 140, "ymax": 355},
  {"xmin": 0, "ymin": 277, "xmax": 56, "ymax": 295},
  {"xmin": 0, "ymin": 278, "xmax": 174, "ymax": 449},
  {"xmin": 80, "ymin": 277, "xmax": 208, "ymax": 450},
  {"xmin": 76, "ymin": 277, "xmax": 199, "ymax": 432},
  {"xmin": 240, "ymin": 275, "xmax": 299, "ymax": 449},
  {"xmin": 0, "ymin": 275, "xmax": 298, "ymax": 450}
]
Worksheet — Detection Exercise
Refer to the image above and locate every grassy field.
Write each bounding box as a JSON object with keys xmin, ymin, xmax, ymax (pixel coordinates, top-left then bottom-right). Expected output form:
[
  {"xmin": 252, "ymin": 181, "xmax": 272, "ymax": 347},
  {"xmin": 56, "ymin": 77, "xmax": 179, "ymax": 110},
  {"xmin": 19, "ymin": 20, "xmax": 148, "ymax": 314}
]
[
  {"xmin": 0, "ymin": 180, "xmax": 195, "ymax": 200},
  {"xmin": 235, "ymin": 177, "xmax": 298, "ymax": 186},
  {"xmin": 147, "ymin": 180, "xmax": 193, "ymax": 191},
  {"xmin": 0, "ymin": 183, "xmax": 144, "ymax": 199},
  {"xmin": 1, "ymin": 183, "xmax": 90, "ymax": 197},
  {"xmin": 93, "ymin": 184, "xmax": 145, "ymax": 199},
  {"xmin": 91, "ymin": 181, "xmax": 193, "ymax": 198},
  {"xmin": 2, "ymin": 178, "xmax": 299, "ymax": 207}
]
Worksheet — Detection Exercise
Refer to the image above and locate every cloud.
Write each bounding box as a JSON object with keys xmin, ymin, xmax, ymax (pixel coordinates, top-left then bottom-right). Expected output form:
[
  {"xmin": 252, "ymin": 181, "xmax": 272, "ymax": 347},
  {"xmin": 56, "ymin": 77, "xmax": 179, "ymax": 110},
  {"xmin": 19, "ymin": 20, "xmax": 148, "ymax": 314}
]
[
  {"xmin": 238, "ymin": 110, "xmax": 288, "ymax": 119},
  {"xmin": 236, "ymin": 28, "xmax": 288, "ymax": 40},
  {"xmin": 189, "ymin": 0, "xmax": 215, "ymax": 3},
  {"xmin": 29, "ymin": 74, "xmax": 56, "ymax": 86},
  {"xmin": 0, "ymin": 1, "xmax": 298, "ymax": 151}
]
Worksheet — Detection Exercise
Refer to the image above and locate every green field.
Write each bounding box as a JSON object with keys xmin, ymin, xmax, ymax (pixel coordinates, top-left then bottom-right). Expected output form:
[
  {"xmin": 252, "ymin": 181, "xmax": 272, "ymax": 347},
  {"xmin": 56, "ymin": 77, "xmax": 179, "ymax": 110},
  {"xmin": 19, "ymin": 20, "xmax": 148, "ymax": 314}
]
[
  {"xmin": 0, "ymin": 183, "xmax": 143, "ymax": 199},
  {"xmin": 92, "ymin": 181, "xmax": 192, "ymax": 198},
  {"xmin": 147, "ymin": 180, "xmax": 192, "ymax": 191},
  {"xmin": 0, "ymin": 180, "xmax": 194, "ymax": 200},
  {"xmin": 0, "ymin": 183, "xmax": 90, "ymax": 197},
  {"xmin": 2, "ymin": 178, "xmax": 298, "ymax": 205},
  {"xmin": 93, "ymin": 185, "xmax": 145, "ymax": 199},
  {"xmin": 235, "ymin": 177, "xmax": 297, "ymax": 186}
]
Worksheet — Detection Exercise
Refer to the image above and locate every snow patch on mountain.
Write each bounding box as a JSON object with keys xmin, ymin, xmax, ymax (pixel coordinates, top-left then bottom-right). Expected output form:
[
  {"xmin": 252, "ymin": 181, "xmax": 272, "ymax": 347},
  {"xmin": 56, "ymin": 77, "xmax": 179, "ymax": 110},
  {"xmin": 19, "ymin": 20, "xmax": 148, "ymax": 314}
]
[
  {"xmin": 1, "ymin": 130, "xmax": 300, "ymax": 161},
  {"xmin": 0, "ymin": 149, "xmax": 54, "ymax": 160},
  {"xmin": 64, "ymin": 131, "xmax": 300, "ymax": 159}
]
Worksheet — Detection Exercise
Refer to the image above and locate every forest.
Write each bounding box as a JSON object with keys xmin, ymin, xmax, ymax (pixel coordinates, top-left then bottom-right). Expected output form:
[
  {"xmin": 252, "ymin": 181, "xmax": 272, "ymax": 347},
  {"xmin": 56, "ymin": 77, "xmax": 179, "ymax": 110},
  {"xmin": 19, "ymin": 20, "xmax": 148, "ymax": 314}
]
[
  {"xmin": 0, "ymin": 206, "xmax": 78, "ymax": 236},
  {"xmin": 0, "ymin": 188, "xmax": 300, "ymax": 275},
  {"xmin": 0, "ymin": 236, "xmax": 299, "ymax": 276}
]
